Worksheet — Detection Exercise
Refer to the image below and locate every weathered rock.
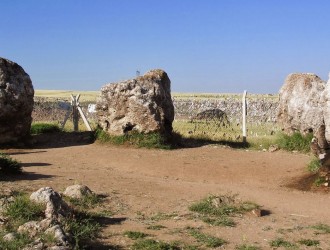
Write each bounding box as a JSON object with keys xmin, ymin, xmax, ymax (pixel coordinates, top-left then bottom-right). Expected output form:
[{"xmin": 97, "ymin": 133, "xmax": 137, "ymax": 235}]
[
  {"xmin": 96, "ymin": 69, "xmax": 174, "ymax": 136},
  {"xmin": 0, "ymin": 57, "xmax": 34, "ymax": 144},
  {"xmin": 45, "ymin": 224, "xmax": 69, "ymax": 246},
  {"xmin": 30, "ymin": 187, "xmax": 71, "ymax": 220},
  {"xmin": 63, "ymin": 184, "xmax": 93, "ymax": 198},
  {"xmin": 277, "ymin": 73, "xmax": 326, "ymax": 135},
  {"xmin": 322, "ymin": 74, "xmax": 330, "ymax": 141},
  {"xmin": 18, "ymin": 221, "xmax": 41, "ymax": 237},
  {"xmin": 3, "ymin": 232, "xmax": 16, "ymax": 241}
]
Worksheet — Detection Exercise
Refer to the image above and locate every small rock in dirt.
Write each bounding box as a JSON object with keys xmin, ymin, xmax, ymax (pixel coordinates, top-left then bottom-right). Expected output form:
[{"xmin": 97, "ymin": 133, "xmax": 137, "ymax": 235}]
[
  {"xmin": 63, "ymin": 184, "xmax": 93, "ymax": 198},
  {"xmin": 45, "ymin": 224, "xmax": 69, "ymax": 246},
  {"xmin": 3, "ymin": 232, "xmax": 16, "ymax": 241},
  {"xmin": 268, "ymin": 144, "xmax": 279, "ymax": 152},
  {"xmin": 30, "ymin": 187, "xmax": 71, "ymax": 220},
  {"xmin": 18, "ymin": 221, "xmax": 41, "ymax": 237},
  {"xmin": 250, "ymin": 208, "xmax": 262, "ymax": 217}
]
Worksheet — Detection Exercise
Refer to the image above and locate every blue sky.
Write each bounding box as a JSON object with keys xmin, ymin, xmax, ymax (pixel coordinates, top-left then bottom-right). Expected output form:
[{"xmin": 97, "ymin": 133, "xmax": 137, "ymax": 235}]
[{"xmin": 1, "ymin": 0, "xmax": 329, "ymax": 93}]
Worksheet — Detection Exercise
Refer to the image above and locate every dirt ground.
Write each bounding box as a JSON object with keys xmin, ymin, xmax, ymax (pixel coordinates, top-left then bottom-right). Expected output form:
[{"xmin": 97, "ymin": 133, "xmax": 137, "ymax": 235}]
[{"xmin": 1, "ymin": 133, "xmax": 330, "ymax": 249}]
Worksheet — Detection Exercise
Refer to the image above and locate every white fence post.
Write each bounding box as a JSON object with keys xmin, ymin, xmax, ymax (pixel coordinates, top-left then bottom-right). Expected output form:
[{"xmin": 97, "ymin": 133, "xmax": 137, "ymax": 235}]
[{"xmin": 242, "ymin": 90, "xmax": 247, "ymax": 143}]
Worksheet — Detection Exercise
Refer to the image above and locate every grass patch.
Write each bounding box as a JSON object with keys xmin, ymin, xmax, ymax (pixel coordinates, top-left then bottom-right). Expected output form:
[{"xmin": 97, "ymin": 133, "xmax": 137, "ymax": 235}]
[
  {"xmin": 0, "ymin": 153, "xmax": 22, "ymax": 175},
  {"xmin": 131, "ymin": 239, "xmax": 180, "ymax": 250},
  {"xmin": 0, "ymin": 232, "xmax": 32, "ymax": 250},
  {"xmin": 236, "ymin": 244, "xmax": 261, "ymax": 250},
  {"xmin": 146, "ymin": 224, "xmax": 167, "ymax": 230},
  {"xmin": 4, "ymin": 194, "xmax": 45, "ymax": 230},
  {"xmin": 276, "ymin": 132, "xmax": 312, "ymax": 153},
  {"xmin": 150, "ymin": 212, "xmax": 178, "ymax": 221},
  {"xmin": 298, "ymin": 239, "xmax": 319, "ymax": 246},
  {"xmin": 188, "ymin": 228, "xmax": 227, "ymax": 248},
  {"xmin": 270, "ymin": 238, "xmax": 297, "ymax": 248},
  {"xmin": 311, "ymin": 223, "xmax": 330, "ymax": 234},
  {"xmin": 65, "ymin": 193, "xmax": 103, "ymax": 210},
  {"xmin": 314, "ymin": 176, "xmax": 327, "ymax": 187},
  {"xmin": 30, "ymin": 122, "xmax": 61, "ymax": 134},
  {"xmin": 189, "ymin": 194, "xmax": 259, "ymax": 227},
  {"xmin": 307, "ymin": 157, "xmax": 321, "ymax": 173},
  {"xmin": 95, "ymin": 129, "xmax": 181, "ymax": 149},
  {"xmin": 202, "ymin": 216, "xmax": 236, "ymax": 227},
  {"xmin": 124, "ymin": 231, "xmax": 148, "ymax": 240},
  {"xmin": 63, "ymin": 212, "xmax": 100, "ymax": 249}
]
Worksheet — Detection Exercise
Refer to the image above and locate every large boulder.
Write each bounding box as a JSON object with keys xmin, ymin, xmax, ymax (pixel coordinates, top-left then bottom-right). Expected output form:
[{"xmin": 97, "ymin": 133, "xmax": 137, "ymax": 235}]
[
  {"xmin": 96, "ymin": 69, "xmax": 174, "ymax": 136},
  {"xmin": 0, "ymin": 57, "xmax": 34, "ymax": 144},
  {"xmin": 277, "ymin": 73, "xmax": 326, "ymax": 135},
  {"xmin": 322, "ymin": 74, "xmax": 330, "ymax": 141}
]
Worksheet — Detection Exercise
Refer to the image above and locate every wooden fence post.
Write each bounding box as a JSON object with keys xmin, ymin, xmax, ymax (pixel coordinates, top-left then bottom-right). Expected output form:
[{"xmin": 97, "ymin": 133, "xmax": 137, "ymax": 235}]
[
  {"xmin": 242, "ymin": 90, "xmax": 247, "ymax": 143},
  {"xmin": 71, "ymin": 94, "xmax": 80, "ymax": 132}
]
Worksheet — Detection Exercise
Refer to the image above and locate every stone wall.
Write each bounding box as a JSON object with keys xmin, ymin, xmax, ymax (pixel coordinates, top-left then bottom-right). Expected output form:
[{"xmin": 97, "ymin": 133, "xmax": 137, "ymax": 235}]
[
  {"xmin": 32, "ymin": 95, "xmax": 279, "ymax": 125},
  {"xmin": 173, "ymin": 96, "xmax": 279, "ymax": 124}
]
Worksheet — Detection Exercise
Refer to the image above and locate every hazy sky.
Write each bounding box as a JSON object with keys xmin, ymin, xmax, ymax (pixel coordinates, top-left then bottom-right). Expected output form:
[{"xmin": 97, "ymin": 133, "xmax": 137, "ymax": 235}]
[{"xmin": 1, "ymin": 0, "xmax": 329, "ymax": 93}]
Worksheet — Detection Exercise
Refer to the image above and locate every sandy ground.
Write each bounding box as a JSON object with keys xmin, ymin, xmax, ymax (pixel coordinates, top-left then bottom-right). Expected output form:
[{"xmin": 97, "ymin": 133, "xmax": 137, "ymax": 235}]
[{"xmin": 1, "ymin": 133, "xmax": 330, "ymax": 249}]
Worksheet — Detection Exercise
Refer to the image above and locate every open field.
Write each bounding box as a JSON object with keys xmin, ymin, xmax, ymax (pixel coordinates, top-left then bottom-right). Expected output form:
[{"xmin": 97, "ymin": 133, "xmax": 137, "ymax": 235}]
[
  {"xmin": 2, "ymin": 90, "xmax": 327, "ymax": 249},
  {"xmin": 1, "ymin": 132, "xmax": 329, "ymax": 249}
]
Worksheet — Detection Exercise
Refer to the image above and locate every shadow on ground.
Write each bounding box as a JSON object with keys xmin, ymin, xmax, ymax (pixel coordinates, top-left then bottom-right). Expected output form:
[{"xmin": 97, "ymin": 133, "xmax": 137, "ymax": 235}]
[
  {"xmin": 0, "ymin": 172, "xmax": 54, "ymax": 182},
  {"xmin": 30, "ymin": 131, "xmax": 94, "ymax": 149},
  {"xmin": 178, "ymin": 137, "xmax": 249, "ymax": 149}
]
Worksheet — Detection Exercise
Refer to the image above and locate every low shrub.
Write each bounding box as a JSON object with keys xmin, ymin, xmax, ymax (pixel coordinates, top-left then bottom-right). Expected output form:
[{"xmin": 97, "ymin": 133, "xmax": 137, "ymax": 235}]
[
  {"xmin": 0, "ymin": 153, "xmax": 22, "ymax": 174},
  {"xmin": 307, "ymin": 157, "xmax": 321, "ymax": 173},
  {"xmin": 123, "ymin": 231, "xmax": 148, "ymax": 240},
  {"xmin": 276, "ymin": 132, "xmax": 312, "ymax": 153},
  {"xmin": 30, "ymin": 122, "xmax": 61, "ymax": 135},
  {"xmin": 189, "ymin": 194, "xmax": 259, "ymax": 229}
]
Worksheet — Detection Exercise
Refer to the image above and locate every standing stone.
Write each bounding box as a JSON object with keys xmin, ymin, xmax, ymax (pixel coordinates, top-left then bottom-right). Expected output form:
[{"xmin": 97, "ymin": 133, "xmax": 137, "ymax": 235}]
[
  {"xmin": 0, "ymin": 57, "xmax": 34, "ymax": 144},
  {"xmin": 96, "ymin": 69, "xmax": 174, "ymax": 136},
  {"xmin": 277, "ymin": 73, "xmax": 326, "ymax": 135},
  {"xmin": 322, "ymin": 73, "xmax": 330, "ymax": 141}
]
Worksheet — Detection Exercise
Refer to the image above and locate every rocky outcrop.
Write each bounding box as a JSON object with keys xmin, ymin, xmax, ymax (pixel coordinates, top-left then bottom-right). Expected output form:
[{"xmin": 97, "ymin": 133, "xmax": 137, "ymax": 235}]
[
  {"xmin": 96, "ymin": 69, "xmax": 174, "ymax": 136},
  {"xmin": 0, "ymin": 57, "xmax": 34, "ymax": 144}
]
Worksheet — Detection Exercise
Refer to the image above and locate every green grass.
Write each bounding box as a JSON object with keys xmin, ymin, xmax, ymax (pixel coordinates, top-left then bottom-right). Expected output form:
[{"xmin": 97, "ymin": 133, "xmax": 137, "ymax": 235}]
[
  {"xmin": 314, "ymin": 176, "xmax": 327, "ymax": 187},
  {"xmin": 30, "ymin": 122, "xmax": 61, "ymax": 134},
  {"xmin": 146, "ymin": 224, "xmax": 167, "ymax": 230},
  {"xmin": 0, "ymin": 153, "xmax": 22, "ymax": 174},
  {"xmin": 131, "ymin": 239, "xmax": 180, "ymax": 250},
  {"xmin": 276, "ymin": 132, "xmax": 313, "ymax": 153},
  {"xmin": 307, "ymin": 157, "xmax": 321, "ymax": 173},
  {"xmin": 0, "ymin": 232, "xmax": 32, "ymax": 250},
  {"xmin": 4, "ymin": 194, "xmax": 45, "ymax": 230},
  {"xmin": 65, "ymin": 193, "xmax": 103, "ymax": 210},
  {"xmin": 235, "ymin": 244, "xmax": 261, "ymax": 250},
  {"xmin": 124, "ymin": 231, "xmax": 148, "ymax": 240},
  {"xmin": 63, "ymin": 213, "xmax": 100, "ymax": 249},
  {"xmin": 189, "ymin": 194, "xmax": 259, "ymax": 228},
  {"xmin": 311, "ymin": 223, "xmax": 330, "ymax": 234},
  {"xmin": 269, "ymin": 238, "xmax": 297, "ymax": 248},
  {"xmin": 298, "ymin": 239, "xmax": 320, "ymax": 246},
  {"xmin": 188, "ymin": 228, "xmax": 227, "ymax": 248},
  {"xmin": 201, "ymin": 216, "xmax": 236, "ymax": 227},
  {"xmin": 95, "ymin": 129, "xmax": 181, "ymax": 149}
]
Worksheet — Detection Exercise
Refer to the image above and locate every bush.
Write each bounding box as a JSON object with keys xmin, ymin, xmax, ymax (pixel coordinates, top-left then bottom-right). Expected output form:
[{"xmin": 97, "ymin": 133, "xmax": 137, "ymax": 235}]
[
  {"xmin": 276, "ymin": 132, "xmax": 313, "ymax": 153},
  {"xmin": 30, "ymin": 123, "xmax": 60, "ymax": 135},
  {"xmin": 0, "ymin": 153, "xmax": 22, "ymax": 174}
]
